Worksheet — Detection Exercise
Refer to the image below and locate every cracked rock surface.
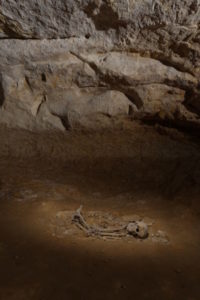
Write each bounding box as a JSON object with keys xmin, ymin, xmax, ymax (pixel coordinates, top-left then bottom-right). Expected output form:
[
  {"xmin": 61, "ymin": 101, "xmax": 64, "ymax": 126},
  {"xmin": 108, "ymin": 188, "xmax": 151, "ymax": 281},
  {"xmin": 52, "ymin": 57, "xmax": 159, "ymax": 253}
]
[{"xmin": 0, "ymin": 0, "xmax": 199, "ymax": 131}]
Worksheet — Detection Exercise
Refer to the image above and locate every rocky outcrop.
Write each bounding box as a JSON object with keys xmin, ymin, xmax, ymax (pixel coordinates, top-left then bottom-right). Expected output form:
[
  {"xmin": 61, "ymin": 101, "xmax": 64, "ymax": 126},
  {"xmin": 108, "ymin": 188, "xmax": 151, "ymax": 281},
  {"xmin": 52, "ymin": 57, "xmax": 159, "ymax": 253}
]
[{"xmin": 0, "ymin": 0, "xmax": 199, "ymax": 131}]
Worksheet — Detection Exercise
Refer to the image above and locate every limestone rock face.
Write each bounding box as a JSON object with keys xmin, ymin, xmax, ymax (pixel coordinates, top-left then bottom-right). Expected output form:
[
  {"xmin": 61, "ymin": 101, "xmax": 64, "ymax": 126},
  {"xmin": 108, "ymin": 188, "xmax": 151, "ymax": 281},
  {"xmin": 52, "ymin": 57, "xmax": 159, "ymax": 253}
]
[{"xmin": 0, "ymin": 0, "xmax": 199, "ymax": 130}]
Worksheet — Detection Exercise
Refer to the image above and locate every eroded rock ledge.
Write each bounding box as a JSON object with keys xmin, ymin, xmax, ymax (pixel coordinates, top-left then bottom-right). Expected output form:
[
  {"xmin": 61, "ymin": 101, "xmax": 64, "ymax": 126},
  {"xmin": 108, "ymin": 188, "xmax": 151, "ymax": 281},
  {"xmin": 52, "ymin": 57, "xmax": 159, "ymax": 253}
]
[{"xmin": 0, "ymin": 0, "xmax": 199, "ymax": 131}]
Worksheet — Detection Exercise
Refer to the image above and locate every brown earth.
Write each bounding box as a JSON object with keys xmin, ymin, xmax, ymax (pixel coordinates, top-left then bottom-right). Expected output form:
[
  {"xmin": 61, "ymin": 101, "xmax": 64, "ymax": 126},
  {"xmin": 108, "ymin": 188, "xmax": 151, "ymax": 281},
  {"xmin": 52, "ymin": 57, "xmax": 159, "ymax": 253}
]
[{"xmin": 0, "ymin": 122, "xmax": 200, "ymax": 300}]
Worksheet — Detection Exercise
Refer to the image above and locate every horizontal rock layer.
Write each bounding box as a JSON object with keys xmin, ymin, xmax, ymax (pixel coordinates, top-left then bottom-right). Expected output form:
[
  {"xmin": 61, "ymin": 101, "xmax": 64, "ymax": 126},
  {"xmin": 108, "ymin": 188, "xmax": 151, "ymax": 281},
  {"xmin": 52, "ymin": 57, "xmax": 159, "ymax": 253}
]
[{"xmin": 0, "ymin": 0, "xmax": 199, "ymax": 131}]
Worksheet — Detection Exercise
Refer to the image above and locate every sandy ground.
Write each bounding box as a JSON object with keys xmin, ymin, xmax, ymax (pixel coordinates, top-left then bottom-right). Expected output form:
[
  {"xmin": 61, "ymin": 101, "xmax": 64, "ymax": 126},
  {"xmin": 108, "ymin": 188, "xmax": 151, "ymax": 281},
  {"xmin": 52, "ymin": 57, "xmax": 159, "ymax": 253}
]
[{"xmin": 0, "ymin": 123, "xmax": 200, "ymax": 300}]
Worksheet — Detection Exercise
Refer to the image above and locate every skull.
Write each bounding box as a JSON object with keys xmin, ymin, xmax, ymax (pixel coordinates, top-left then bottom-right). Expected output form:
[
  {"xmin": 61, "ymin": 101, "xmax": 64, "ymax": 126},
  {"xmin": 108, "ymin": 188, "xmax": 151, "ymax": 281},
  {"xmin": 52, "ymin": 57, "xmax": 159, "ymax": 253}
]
[{"xmin": 127, "ymin": 221, "xmax": 148, "ymax": 239}]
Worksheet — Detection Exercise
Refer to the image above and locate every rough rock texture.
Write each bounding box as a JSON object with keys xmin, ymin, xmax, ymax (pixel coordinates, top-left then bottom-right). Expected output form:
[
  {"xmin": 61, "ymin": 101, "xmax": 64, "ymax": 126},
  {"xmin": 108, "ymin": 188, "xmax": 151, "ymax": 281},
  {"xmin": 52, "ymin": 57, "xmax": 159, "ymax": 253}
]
[{"xmin": 0, "ymin": 0, "xmax": 200, "ymax": 130}]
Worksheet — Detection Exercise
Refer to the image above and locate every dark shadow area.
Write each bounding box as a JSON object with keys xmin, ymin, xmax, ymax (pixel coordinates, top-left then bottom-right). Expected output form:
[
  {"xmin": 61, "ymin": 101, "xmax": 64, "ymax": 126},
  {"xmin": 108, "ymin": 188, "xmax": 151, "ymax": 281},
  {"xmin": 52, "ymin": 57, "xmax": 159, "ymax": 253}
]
[
  {"xmin": 0, "ymin": 154, "xmax": 200, "ymax": 204},
  {"xmin": 0, "ymin": 124, "xmax": 200, "ymax": 203},
  {"xmin": 0, "ymin": 76, "xmax": 5, "ymax": 107},
  {"xmin": 84, "ymin": 2, "xmax": 126, "ymax": 31},
  {"xmin": 183, "ymin": 87, "xmax": 200, "ymax": 118},
  {"xmin": 140, "ymin": 114, "xmax": 200, "ymax": 137},
  {"xmin": 124, "ymin": 90, "xmax": 144, "ymax": 109}
]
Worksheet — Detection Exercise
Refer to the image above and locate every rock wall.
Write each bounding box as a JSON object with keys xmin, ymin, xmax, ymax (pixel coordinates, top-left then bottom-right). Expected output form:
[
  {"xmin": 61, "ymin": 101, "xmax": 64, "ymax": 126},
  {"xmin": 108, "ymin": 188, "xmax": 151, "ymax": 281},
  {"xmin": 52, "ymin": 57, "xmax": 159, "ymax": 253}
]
[{"xmin": 0, "ymin": 0, "xmax": 199, "ymax": 131}]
